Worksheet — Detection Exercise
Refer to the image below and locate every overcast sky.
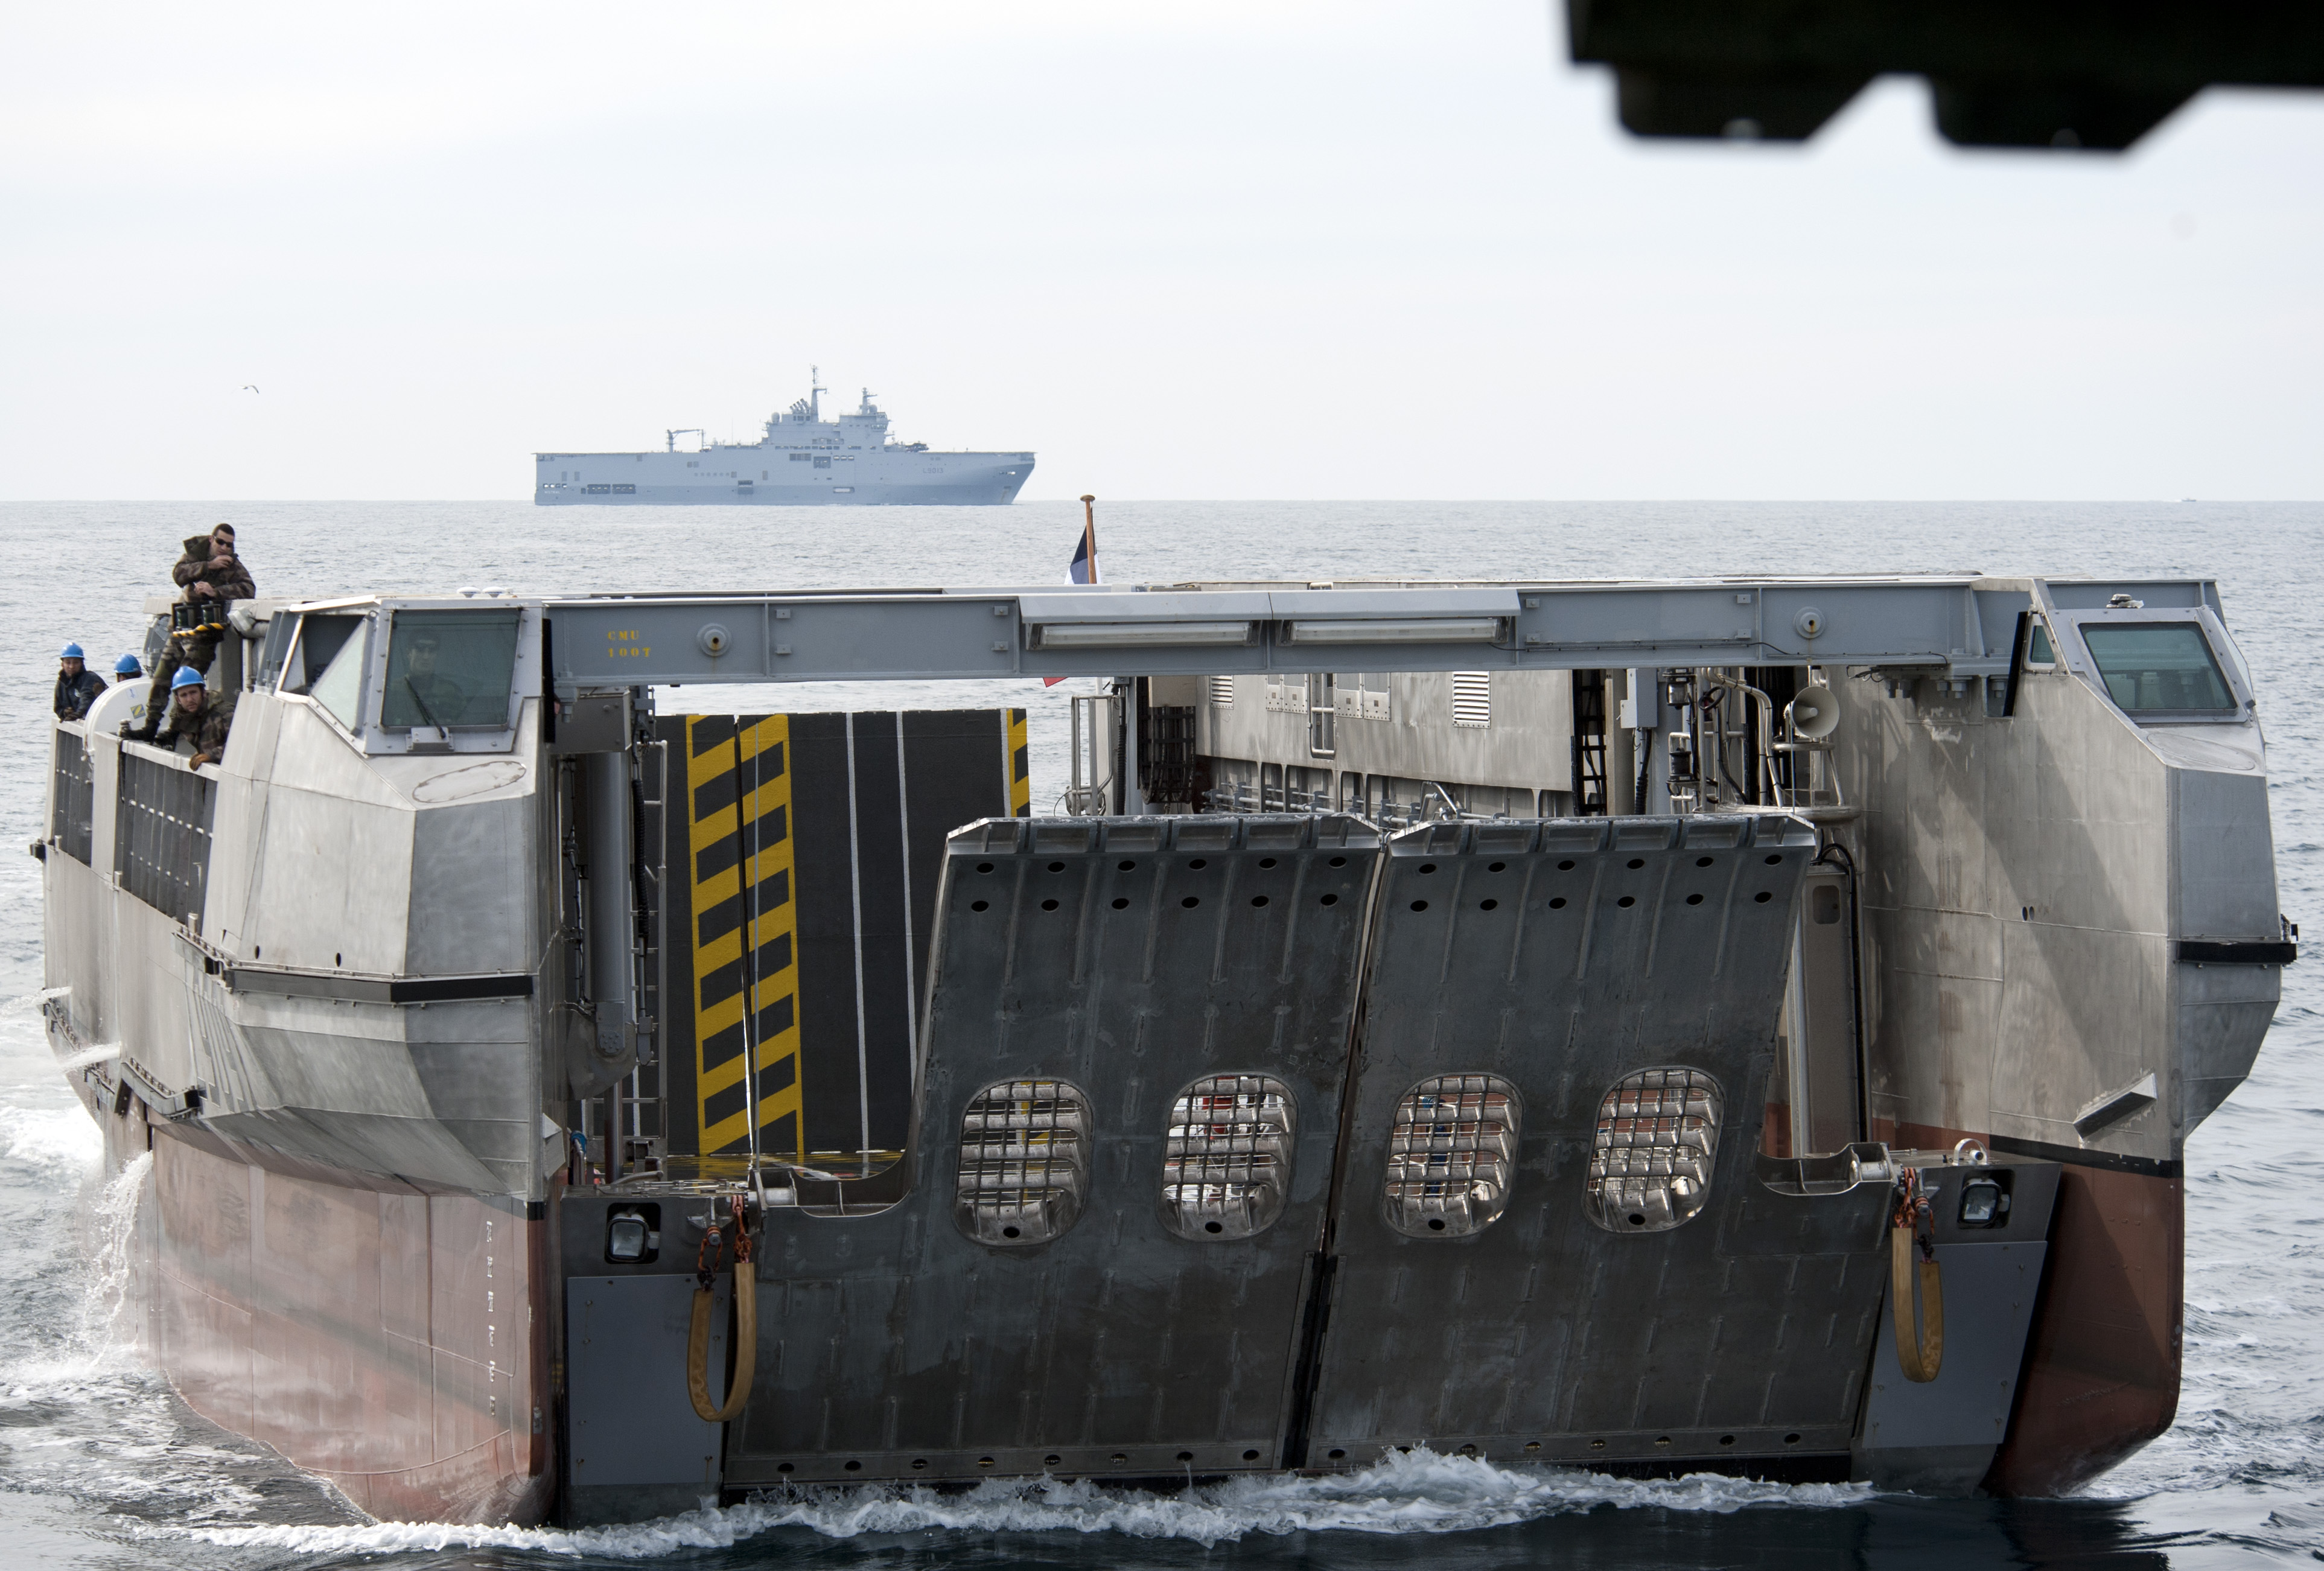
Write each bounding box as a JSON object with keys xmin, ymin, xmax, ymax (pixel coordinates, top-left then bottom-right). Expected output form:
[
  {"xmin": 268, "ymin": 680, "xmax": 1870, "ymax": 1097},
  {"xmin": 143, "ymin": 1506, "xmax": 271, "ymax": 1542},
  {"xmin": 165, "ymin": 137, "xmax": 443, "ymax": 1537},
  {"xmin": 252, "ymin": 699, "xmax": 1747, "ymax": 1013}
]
[{"xmin": 4, "ymin": 2, "xmax": 2319, "ymax": 501}]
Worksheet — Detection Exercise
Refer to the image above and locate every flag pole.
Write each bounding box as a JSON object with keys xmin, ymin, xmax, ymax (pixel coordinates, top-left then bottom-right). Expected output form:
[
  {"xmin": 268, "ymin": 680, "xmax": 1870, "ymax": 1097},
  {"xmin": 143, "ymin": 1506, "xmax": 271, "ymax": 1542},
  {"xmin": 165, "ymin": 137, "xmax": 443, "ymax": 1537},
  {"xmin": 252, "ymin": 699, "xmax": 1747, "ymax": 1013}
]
[{"xmin": 1049, "ymin": 495, "xmax": 1104, "ymax": 687}]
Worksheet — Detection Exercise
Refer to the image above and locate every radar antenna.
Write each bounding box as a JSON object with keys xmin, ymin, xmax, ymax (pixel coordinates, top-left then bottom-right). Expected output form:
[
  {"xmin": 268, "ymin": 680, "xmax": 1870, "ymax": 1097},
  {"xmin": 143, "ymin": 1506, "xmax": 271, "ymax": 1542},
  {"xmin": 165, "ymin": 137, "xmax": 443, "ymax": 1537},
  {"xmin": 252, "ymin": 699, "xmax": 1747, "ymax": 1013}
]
[{"xmin": 859, "ymin": 387, "xmax": 879, "ymax": 415}]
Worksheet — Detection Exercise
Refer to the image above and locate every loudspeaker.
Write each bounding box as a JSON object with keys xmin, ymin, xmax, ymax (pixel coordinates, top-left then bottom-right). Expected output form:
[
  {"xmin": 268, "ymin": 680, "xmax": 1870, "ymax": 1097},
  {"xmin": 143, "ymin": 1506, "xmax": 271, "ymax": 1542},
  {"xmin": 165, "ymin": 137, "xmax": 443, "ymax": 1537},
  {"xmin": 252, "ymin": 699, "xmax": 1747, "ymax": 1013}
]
[{"xmin": 1787, "ymin": 684, "xmax": 1839, "ymax": 740}]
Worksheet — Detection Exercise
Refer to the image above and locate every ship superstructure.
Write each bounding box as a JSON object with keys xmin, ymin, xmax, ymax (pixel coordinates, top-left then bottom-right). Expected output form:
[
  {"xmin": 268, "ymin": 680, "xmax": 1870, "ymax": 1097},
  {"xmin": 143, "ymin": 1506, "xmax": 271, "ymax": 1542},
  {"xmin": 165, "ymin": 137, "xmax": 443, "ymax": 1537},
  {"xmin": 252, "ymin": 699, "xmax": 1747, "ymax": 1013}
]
[
  {"xmin": 535, "ymin": 372, "xmax": 1033, "ymax": 506},
  {"xmin": 37, "ymin": 572, "xmax": 2294, "ymax": 1524}
]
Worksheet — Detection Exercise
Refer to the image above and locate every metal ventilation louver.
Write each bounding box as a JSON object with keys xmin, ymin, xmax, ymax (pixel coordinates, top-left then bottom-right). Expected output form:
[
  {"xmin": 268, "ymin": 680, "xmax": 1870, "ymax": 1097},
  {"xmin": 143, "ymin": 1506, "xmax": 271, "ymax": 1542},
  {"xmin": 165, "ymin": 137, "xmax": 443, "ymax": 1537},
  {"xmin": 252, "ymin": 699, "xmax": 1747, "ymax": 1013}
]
[
  {"xmin": 1383, "ymin": 1074, "xmax": 1521, "ymax": 1237},
  {"xmin": 955, "ymin": 1079, "xmax": 1092, "ymax": 1246},
  {"xmin": 1206, "ymin": 675, "xmax": 1237, "ymax": 707},
  {"xmin": 1587, "ymin": 1068, "xmax": 1722, "ymax": 1232},
  {"xmin": 1160, "ymin": 1074, "xmax": 1296, "ymax": 1240},
  {"xmin": 1450, "ymin": 672, "xmax": 1491, "ymax": 728}
]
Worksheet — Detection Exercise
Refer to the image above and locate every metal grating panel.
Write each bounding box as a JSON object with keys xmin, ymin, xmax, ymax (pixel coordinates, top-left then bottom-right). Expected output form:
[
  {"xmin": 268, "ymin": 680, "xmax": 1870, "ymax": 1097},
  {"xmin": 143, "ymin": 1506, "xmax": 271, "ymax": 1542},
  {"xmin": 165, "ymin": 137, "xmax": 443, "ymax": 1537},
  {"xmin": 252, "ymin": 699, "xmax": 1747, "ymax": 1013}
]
[
  {"xmin": 1450, "ymin": 672, "xmax": 1491, "ymax": 728},
  {"xmin": 955, "ymin": 1077, "xmax": 1091, "ymax": 1244},
  {"xmin": 1160, "ymin": 1073, "xmax": 1295, "ymax": 1239},
  {"xmin": 1586, "ymin": 1066, "xmax": 1722, "ymax": 1232},
  {"xmin": 1383, "ymin": 1073, "xmax": 1520, "ymax": 1236}
]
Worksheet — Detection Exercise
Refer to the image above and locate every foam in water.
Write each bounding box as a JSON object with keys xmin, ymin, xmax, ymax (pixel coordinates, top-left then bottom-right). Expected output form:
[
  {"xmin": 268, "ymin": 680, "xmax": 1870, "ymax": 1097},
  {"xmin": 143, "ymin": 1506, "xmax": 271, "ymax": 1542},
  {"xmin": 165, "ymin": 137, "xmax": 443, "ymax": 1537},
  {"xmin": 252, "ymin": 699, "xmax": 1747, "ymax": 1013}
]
[
  {"xmin": 186, "ymin": 1448, "xmax": 1873, "ymax": 1555},
  {"xmin": 1, "ymin": 1104, "xmax": 103, "ymax": 1178}
]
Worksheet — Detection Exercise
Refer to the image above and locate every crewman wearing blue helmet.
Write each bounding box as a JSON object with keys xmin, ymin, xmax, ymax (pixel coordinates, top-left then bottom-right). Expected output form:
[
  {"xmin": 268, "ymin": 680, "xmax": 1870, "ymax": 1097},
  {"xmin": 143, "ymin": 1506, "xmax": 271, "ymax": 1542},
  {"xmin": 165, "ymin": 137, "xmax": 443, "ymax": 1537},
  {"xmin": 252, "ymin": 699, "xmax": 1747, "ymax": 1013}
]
[
  {"xmin": 52, "ymin": 643, "xmax": 106, "ymax": 721},
  {"xmin": 112, "ymin": 654, "xmax": 143, "ymax": 683},
  {"xmin": 154, "ymin": 664, "xmax": 238, "ymax": 770}
]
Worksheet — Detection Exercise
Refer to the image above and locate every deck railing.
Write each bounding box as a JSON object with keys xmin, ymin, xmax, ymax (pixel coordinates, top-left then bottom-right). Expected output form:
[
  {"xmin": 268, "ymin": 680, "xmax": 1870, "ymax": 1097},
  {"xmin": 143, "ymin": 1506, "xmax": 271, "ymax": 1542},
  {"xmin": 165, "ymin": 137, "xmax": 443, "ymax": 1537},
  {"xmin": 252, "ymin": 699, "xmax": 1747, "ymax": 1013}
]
[
  {"xmin": 48, "ymin": 730, "xmax": 95, "ymax": 867},
  {"xmin": 117, "ymin": 747, "xmax": 215, "ymax": 925}
]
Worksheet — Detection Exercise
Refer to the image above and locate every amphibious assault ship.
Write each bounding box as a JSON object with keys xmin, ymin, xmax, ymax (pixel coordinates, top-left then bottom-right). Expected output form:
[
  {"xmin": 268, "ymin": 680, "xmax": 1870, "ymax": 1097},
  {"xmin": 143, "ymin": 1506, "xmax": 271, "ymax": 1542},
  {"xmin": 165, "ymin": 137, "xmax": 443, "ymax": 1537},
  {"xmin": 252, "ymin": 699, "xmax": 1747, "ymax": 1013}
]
[
  {"xmin": 534, "ymin": 374, "xmax": 1033, "ymax": 506},
  {"xmin": 37, "ymin": 573, "xmax": 2293, "ymax": 1523}
]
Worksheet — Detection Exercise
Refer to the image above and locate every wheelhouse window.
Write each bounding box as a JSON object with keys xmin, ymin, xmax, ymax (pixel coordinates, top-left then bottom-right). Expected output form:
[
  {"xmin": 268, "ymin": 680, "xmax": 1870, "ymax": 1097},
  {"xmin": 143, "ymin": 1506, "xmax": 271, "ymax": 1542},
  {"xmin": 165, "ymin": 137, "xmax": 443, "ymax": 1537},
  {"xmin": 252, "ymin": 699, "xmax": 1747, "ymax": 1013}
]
[
  {"xmin": 310, "ymin": 629, "xmax": 369, "ymax": 731},
  {"xmin": 2081, "ymin": 623, "xmax": 2236, "ymax": 716},
  {"xmin": 280, "ymin": 613, "xmax": 366, "ymax": 696},
  {"xmin": 280, "ymin": 611, "xmax": 372, "ymax": 733},
  {"xmin": 2025, "ymin": 619, "xmax": 2056, "ymax": 669},
  {"xmin": 380, "ymin": 609, "xmax": 521, "ymax": 730}
]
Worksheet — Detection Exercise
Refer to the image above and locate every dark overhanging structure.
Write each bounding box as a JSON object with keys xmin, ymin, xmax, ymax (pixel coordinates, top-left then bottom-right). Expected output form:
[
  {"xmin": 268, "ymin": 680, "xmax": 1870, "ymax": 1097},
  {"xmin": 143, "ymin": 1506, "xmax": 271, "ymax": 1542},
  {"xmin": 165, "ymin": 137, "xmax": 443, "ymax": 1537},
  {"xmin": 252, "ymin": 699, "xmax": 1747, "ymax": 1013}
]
[{"xmin": 1563, "ymin": 0, "xmax": 2324, "ymax": 149}]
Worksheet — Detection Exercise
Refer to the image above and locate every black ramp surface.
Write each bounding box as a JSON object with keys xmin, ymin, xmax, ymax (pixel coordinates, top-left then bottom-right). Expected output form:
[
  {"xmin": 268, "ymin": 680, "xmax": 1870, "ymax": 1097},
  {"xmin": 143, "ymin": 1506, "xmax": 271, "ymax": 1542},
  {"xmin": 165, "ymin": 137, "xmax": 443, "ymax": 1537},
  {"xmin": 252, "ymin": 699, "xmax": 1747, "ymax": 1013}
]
[
  {"xmin": 788, "ymin": 712, "xmax": 876, "ymax": 1158},
  {"xmin": 726, "ymin": 814, "xmax": 1379, "ymax": 1485},
  {"xmin": 1306, "ymin": 814, "xmax": 1895, "ymax": 1474}
]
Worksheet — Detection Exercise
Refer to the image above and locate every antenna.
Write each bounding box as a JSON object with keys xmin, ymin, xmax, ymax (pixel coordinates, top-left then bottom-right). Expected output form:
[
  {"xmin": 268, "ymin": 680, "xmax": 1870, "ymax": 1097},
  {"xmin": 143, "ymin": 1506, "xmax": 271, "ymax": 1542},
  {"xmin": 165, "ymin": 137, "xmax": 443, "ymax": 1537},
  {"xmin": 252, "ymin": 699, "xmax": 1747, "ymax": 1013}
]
[{"xmin": 860, "ymin": 387, "xmax": 879, "ymax": 415}]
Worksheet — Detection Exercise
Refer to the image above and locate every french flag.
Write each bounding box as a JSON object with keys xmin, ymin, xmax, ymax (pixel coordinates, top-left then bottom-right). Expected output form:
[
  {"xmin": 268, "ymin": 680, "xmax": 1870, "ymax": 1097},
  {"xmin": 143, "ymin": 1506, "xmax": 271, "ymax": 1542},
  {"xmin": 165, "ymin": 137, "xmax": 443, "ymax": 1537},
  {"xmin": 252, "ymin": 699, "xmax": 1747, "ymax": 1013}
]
[
  {"xmin": 1069, "ymin": 493, "xmax": 1100, "ymax": 585},
  {"xmin": 1046, "ymin": 496, "xmax": 1100, "ymax": 686}
]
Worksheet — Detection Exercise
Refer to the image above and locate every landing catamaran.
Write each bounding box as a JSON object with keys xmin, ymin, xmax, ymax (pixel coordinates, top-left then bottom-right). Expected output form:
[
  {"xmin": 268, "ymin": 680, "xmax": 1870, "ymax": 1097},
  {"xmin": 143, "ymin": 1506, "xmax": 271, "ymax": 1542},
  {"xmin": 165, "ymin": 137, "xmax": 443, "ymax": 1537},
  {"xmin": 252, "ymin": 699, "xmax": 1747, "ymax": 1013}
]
[{"xmin": 37, "ymin": 573, "xmax": 2291, "ymax": 1523}]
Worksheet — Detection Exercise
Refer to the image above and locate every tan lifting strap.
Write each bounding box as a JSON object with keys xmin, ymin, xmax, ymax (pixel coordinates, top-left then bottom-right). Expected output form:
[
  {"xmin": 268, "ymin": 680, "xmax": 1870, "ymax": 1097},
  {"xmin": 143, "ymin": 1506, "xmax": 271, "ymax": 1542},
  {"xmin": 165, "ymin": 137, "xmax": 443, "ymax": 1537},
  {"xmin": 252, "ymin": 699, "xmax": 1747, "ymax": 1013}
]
[
  {"xmin": 1889, "ymin": 1174, "xmax": 1944, "ymax": 1383},
  {"xmin": 687, "ymin": 1196, "xmax": 759, "ymax": 1423}
]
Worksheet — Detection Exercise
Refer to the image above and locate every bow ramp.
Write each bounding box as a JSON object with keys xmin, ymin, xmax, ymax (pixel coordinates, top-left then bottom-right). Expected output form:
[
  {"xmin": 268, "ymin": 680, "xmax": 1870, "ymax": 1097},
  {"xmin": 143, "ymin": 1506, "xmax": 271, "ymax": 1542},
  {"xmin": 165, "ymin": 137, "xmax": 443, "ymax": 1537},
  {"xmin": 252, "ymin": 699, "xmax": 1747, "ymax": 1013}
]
[
  {"xmin": 1312, "ymin": 812, "xmax": 1887, "ymax": 1469},
  {"xmin": 728, "ymin": 812, "xmax": 1378, "ymax": 1485},
  {"xmin": 713, "ymin": 810, "xmax": 1914, "ymax": 1488}
]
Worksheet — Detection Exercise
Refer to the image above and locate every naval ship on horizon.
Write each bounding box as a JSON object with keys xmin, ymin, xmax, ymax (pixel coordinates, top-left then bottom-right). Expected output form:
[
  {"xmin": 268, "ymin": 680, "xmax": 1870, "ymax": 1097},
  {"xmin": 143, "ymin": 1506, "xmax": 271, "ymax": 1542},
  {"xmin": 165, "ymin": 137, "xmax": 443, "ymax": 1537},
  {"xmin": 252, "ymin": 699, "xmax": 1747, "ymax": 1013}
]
[
  {"xmin": 535, "ymin": 370, "xmax": 1033, "ymax": 506},
  {"xmin": 36, "ymin": 564, "xmax": 2297, "ymax": 1525}
]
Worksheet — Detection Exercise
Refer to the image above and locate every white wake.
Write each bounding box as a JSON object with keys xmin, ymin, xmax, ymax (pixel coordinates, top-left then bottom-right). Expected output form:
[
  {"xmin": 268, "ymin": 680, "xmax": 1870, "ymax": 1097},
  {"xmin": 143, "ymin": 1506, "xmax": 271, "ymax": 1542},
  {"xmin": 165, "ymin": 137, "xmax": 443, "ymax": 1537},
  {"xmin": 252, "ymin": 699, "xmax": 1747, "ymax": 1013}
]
[{"xmin": 188, "ymin": 1447, "xmax": 1871, "ymax": 1555}]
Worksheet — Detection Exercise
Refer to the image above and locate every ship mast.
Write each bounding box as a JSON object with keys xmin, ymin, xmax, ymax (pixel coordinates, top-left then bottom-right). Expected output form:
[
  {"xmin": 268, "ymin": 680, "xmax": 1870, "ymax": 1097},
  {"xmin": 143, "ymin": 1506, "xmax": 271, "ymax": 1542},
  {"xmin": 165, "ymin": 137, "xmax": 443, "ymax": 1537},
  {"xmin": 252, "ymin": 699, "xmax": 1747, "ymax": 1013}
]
[{"xmin": 809, "ymin": 365, "xmax": 826, "ymax": 422}]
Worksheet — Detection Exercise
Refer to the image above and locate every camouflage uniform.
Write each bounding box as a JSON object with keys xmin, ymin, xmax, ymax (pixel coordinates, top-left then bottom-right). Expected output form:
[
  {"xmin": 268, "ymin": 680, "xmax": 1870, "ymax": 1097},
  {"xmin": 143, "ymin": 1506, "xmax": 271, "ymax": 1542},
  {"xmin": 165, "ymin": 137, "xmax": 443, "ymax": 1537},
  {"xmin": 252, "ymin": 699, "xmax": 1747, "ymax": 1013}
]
[
  {"xmin": 138, "ymin": 535, "xmax": 257, "ymax": 736},
  {"xmin": 157, "ymin": 689, "xmax": 238, "ymax": 766}
]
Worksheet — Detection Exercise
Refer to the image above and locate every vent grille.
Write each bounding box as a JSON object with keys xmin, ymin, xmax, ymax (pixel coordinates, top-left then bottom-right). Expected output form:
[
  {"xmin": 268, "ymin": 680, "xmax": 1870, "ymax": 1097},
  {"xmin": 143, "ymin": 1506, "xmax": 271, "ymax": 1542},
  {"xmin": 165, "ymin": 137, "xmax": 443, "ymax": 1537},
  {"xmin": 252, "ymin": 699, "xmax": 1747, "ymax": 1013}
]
[
  {"xmin": 955, "ymin": 1079, "xmax": 1091, "ymax": 1246},
  {"xmin": 1207, "ymin": 675, "xmax": 1235, "ymax": 707},
  {"xmin": 1451, "ymin": 672, "xmax": 1491, "ymax": 728},
  {"xmin": 1383, "ymin": 1073, "xmax": 1520, "ymax": 1237},
  {"xmin": 1160, "ymin": 1074, "xmax": 1296, "ymax": 1239},
  {"xmin": 1587, "ymin": 1068, "xmax": 1721, "ymax": 1232}
]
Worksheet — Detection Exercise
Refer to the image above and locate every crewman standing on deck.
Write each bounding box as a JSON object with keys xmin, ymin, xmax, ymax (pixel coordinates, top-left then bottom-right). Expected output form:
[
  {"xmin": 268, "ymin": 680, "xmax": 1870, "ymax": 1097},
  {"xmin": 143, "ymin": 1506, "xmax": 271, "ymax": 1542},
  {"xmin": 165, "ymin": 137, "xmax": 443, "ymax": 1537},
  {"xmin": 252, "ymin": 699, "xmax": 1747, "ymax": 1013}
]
[
  {"xmin": 128, "ymin": 524, "xmax": 255, "ymax": 742},
  {"xmin": 155, "ymin": 666, "xmax": 238, "ymax": 770},
  {"xmin": 112, "ymin": 653, "xmax": 143, "ymax": 684},
  {"xmin": 53, "ymin": 644, "xmax": 105, "ymax": 719}
]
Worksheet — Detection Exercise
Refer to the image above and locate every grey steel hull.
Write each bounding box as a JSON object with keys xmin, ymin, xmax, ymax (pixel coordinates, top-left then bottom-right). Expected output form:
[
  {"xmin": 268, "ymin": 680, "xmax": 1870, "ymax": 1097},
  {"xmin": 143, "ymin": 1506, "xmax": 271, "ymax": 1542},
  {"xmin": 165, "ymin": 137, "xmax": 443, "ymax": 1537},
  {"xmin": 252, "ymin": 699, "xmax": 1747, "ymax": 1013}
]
[{"xmin": 534, "ymin": 480, "xmax": 1027, "ymax": 506}]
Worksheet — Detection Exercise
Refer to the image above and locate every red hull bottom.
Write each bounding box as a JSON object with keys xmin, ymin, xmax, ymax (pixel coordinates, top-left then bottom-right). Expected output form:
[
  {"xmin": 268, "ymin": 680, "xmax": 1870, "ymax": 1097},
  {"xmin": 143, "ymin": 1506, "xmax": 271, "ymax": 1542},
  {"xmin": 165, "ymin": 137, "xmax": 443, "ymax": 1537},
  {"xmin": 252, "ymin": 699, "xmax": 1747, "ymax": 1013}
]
[
  {"xmin": 1897, "ymin": 1120, "xmax": 2183, "ymax": 1497},
  {"xmin": 111, "ymin": 1104, "xmax": 552, "ymax": 1523}
]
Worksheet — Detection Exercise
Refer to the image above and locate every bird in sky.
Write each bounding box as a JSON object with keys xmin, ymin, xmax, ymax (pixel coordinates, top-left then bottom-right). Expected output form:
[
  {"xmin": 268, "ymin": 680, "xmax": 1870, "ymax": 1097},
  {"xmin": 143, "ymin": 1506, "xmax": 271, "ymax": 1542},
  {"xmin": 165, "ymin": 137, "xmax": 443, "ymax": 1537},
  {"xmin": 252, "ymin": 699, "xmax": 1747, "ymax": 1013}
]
[{"xmin": 241, "ymin": 384, "xmax": 259, "ymax": 394}]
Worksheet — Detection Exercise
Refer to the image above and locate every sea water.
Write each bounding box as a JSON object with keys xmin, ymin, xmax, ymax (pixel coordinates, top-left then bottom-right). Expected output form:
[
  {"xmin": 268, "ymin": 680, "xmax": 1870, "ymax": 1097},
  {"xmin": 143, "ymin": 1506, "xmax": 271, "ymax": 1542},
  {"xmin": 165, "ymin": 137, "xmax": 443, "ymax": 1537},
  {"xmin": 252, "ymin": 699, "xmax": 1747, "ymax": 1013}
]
[{"xmin": 2, "ymin": 499, "xmax": 2318, "ymax": 1568}]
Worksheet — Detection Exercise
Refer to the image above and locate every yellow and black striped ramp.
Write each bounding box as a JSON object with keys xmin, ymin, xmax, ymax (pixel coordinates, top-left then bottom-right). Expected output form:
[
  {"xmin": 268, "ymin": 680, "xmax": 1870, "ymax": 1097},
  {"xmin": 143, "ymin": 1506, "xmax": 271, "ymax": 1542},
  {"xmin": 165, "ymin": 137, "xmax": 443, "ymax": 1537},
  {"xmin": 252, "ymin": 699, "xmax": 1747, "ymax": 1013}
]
[
  {"xmin": 1007, "ymin": 708, "xmax": 1030, "ymax": 817},
  {"xmin": 684, "ymin": 713, "xmax": 804, "ymax": 1163},
  {"xmin": 660, "ymin": 709, "xmax": 1022, "ymax": 1164}
]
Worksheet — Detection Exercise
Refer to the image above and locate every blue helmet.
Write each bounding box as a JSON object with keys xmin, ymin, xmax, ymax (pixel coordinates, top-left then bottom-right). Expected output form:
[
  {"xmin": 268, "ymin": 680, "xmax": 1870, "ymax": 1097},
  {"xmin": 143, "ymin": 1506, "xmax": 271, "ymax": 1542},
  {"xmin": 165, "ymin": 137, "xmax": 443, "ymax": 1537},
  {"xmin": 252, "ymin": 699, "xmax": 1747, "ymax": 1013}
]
[
  {"xmin": 115, "ymin": 655, "xmax": 142, "ymax": 675},
  {"xmin": 170, "ymin": 666, "xmax": 206, "ymax": 691},
  {"xmin": 60, "ymin": 642, "xmax": 84, "ymax": 660}
]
